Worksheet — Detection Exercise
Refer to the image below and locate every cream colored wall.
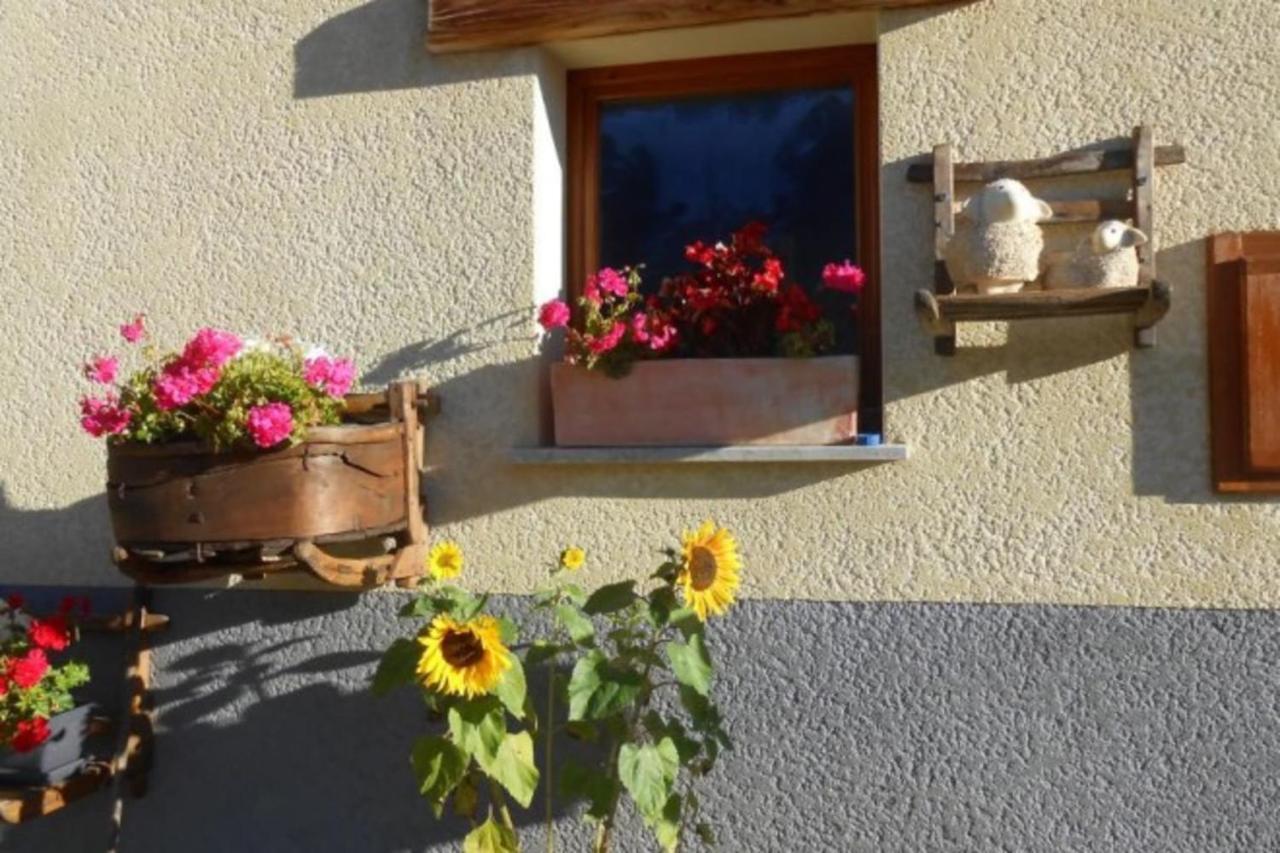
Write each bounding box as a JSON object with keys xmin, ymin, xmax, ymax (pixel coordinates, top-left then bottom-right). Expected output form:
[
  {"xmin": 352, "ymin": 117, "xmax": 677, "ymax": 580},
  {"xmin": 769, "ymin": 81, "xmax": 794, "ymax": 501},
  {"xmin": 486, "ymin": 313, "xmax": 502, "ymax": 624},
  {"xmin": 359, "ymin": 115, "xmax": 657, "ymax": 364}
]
[{"xmin": 1, "ymin": 0, "xmax": 1277, "ymax": 606}]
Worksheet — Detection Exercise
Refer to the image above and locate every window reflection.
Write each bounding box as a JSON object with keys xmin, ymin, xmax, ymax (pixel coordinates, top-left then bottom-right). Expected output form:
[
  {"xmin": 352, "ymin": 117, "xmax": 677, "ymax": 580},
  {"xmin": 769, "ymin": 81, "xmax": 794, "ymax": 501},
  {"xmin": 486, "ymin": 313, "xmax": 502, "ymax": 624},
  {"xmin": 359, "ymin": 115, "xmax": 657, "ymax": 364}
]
[{"xmin": 599, "ymin": 86, "xmax": 857, "ymax": 297}]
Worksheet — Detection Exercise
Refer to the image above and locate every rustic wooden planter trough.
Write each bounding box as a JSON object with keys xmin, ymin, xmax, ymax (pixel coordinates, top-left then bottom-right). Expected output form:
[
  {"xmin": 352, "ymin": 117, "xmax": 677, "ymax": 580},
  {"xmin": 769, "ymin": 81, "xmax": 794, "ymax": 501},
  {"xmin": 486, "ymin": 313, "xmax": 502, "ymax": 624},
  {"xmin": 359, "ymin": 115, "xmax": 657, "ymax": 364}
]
[
  {"xmin": 108, "ymin": 380, "xmax": 433, "ymax": 589},
  {"xmin": 550, "ymin": 356, "xmax": 859, "ymax": 447}
]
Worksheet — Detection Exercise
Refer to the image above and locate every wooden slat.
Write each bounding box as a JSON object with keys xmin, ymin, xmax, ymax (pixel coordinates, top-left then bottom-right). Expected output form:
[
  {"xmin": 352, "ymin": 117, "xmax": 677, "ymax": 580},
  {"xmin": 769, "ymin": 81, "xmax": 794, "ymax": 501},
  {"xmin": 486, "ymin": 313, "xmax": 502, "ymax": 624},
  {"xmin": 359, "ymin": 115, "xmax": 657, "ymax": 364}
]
[
  {"xmin": 0, "ymin": 763, "xmax": 113, "ymax": 825},
  {"xmin": 428, "ymin": 0, "xmax": 956, "ymax": 53},
  {"xmin": 932, "ymin": 142, "xmax": 956, "ymax": 355},
  {"xmin": 1241, "ymin": 259, "xmax": 1280, "ymax": 473},
  {"xmin": 906, "ymin": 143, "xmax": 1186, "ymax": 183},
  {"xmin": 916, "ymin": 285, "xmax": 1168, "ymax": 323},
  {"xmin": 953, "ymin": 197, "xmax": 1133, "ymax": 224},
  {"xmin": 1132, "ymin": 126, "xmax": 1157, "ymax": 346}
]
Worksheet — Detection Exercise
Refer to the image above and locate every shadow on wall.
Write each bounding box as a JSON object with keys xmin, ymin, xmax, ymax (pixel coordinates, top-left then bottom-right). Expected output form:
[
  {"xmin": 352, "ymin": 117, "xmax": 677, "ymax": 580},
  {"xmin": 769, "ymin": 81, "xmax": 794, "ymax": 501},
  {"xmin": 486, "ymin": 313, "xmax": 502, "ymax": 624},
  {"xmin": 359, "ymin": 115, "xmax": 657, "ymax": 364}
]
[
  {"xmin": 106, "ymin": 593, "xmax": 581, "ymax": 853},
  {"xmin": 293, "ymin": 0, "xmax": 528, "ymax": 99},
  {"xmin": 366, "ymin": 332, "xmax": 884, "ymax": 527},
  {"xmin": 0, "ymin": 486, "xmax": 114, "ymax": 587}
]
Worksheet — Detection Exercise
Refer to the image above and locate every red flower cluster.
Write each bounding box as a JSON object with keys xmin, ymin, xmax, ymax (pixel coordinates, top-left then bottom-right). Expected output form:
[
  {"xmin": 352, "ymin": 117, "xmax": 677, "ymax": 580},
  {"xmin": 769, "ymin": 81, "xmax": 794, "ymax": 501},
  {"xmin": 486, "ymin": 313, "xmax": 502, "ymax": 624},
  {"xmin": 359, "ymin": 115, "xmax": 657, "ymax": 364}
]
[
  {"xmin": 538, "ymin": 222, "xmax": 864, "ymax": 372},
  {"xmin": 661, "ymin": 222, "xmax": 830, "ymax": 358},
  {"xmin": 10, "ymin": 717, "xmax": 50, "ymax": 753},
  {"xmin": 0, "ymin": 593, "xmax": 89, "ymax": 754}
]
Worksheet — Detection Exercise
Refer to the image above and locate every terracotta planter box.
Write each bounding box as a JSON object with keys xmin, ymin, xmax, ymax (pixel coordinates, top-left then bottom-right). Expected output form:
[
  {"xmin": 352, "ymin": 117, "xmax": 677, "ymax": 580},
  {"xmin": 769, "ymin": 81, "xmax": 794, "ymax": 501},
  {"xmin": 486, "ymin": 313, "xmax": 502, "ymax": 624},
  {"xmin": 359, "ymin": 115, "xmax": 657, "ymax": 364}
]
[{"xmin": 550, "ymin": 356, "xmax": 859, "ymax": 447}]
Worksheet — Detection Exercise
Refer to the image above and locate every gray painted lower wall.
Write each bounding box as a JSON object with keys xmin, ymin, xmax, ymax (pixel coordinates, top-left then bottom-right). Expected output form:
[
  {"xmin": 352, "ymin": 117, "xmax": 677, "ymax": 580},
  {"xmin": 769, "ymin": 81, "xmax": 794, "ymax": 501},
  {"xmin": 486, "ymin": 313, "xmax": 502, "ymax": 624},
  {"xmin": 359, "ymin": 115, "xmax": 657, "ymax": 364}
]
[{"xmin": 2, "ymin": 589, "xmax": 1278, "ymax": 852}]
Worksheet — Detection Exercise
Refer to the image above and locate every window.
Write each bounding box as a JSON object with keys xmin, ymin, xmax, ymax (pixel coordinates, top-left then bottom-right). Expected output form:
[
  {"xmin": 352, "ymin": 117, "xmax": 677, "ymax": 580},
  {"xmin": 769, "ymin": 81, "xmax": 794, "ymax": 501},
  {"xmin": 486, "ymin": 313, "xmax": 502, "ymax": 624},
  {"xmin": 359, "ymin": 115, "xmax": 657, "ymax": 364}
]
[{"xmin": 567, "ymin": 45, "xmax": 881, "ymax": 431}]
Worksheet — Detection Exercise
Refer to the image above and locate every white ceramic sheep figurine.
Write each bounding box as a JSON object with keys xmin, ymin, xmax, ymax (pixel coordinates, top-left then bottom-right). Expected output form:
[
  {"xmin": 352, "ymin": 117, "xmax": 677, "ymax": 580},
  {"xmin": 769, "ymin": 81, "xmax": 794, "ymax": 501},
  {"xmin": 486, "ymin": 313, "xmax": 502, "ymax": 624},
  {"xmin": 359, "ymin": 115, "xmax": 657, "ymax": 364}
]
[
  {"xmin": 1044, "ymin": 220, "xmax": 1148, "ymax": 290},
  {"xmin": 944, "ymin": 178, "xmax": 1054, "ymax": 294}
]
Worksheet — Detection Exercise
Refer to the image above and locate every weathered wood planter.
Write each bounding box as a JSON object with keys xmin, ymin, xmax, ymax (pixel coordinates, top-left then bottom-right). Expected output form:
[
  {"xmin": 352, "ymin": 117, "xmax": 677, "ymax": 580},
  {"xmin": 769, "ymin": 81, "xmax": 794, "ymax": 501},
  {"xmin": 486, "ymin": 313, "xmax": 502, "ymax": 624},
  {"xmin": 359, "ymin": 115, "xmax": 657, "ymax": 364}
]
[
  {"xmin": 108, "ymin": 381, "xmax": 432, "ymax": 589},
  {"xmin": 550, "ymin": 356, "xmax": 859, "ymax": 447}
]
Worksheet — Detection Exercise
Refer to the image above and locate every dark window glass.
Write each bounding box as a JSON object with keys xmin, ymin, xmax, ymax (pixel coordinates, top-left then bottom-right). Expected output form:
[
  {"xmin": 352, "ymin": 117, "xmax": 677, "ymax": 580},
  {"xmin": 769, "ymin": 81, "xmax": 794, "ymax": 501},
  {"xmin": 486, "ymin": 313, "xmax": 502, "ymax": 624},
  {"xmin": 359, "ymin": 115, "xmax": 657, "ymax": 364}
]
[{"xmin": 598, "ymin": 86, "xmax": 856, "ymax": 298}]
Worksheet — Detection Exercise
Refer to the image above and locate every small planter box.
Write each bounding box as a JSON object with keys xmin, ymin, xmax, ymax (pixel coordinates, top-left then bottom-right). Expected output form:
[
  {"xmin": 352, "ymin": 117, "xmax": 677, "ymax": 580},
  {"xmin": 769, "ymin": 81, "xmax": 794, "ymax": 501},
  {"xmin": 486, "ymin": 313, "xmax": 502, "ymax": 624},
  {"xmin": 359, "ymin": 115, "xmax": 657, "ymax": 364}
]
[
  {"xmin": 107, "ymin": 381, "xmax": 430, "ymax": 588},
  {"xmin": 0, "ymin": 705, "xmax": 98, "ymax": 787},
  {"xmin": 550, "ymin": 356, "xmax": 859, "ymax": 447}
]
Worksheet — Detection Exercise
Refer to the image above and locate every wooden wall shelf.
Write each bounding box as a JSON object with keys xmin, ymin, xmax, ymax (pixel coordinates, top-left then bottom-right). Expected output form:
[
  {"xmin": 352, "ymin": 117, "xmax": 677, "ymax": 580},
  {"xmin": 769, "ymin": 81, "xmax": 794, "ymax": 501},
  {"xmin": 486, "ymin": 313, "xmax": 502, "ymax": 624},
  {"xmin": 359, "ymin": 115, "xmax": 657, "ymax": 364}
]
[
  {"xmin": 912, "ymin": 125, "xmax": 1184, "ymax": 355},
  {"xmin": 916, "ymin": 282, "xmax": 1171, "ymax": 329}
]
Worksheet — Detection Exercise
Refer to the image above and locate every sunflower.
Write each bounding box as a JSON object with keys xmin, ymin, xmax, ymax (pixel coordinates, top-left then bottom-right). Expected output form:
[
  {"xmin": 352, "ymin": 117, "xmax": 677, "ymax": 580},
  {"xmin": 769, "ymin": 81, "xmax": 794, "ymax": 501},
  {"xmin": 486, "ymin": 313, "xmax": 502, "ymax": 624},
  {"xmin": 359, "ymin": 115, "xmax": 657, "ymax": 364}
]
[
  {"xmin": 560, "ymin": 546, "xmax": 586, "ymax": 572},
  {"xmin": 427, "ymin": 541, "xmax": 463, "ymax": 581},
  {"xmin": 416, "ymin": 614, "xmax": 512, "ymax": 698},
  {"xmin": 677, "ymin": 521, "xmax": 741, "ymax": 622}
]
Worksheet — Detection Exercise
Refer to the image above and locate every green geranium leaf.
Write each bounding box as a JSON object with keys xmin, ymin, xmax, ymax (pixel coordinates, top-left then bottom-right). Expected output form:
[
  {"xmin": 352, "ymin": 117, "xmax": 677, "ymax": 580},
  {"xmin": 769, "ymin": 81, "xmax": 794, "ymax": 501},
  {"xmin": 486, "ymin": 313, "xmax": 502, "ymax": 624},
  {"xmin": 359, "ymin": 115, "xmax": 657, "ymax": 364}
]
[
  {"xmin": 618, "ymin": 738, "xmax": 679, "ymax": 820},
  {"xmin": 666, "ymin": 633, "xmax": 713, "ymax": 696},
  {"xmin": 556, "ymin": 603, "xmax": 596, "ymax": 646},
  {"xmin": 448, "ymin": 697, "xmax": 506, "ymax": 765},
  {"xmin": 478, "ymin": 730, "xmax": 539, "ymax": 809},
  {"xmin": 493, "ymin": 655, "xmax": 527, "ymax": 720},
  {"xmin": 567, "ymin": 650, "xmax": 643, "ymax": 721},
  {"xmin": 463, "ymin": 816, "xmax": 519, "ymax": 853},
  {"xmin": 410, "ymin": 735, "xmax": 468, "ymax": 817},
  {"xmin": 372, "ymin": 638, "xmax": 420, "ymax": 697},
  {"xmin": 583, "ymin": 581, "xmax": 638, "ymax": 615}
]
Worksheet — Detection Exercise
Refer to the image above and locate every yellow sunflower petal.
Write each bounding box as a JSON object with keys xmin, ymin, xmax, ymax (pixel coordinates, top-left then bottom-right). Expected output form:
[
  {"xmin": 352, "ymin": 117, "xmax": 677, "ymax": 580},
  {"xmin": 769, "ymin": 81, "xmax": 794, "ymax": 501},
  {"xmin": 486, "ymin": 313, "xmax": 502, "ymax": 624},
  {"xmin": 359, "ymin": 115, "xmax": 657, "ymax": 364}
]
[
  {"xmin": 560, "ymin": 547, "xmax": 586, "ymax": 571},
  {"xmin": 676, "ymin": 520, "xmax": 741, "ymax": 622},
  {"xmin": 416, "ymin": 614, "xmax": 512, "ymax": 698},
  {"xmin": 427, "ymin": 541, "xmax": 464, "ymax": 581}
]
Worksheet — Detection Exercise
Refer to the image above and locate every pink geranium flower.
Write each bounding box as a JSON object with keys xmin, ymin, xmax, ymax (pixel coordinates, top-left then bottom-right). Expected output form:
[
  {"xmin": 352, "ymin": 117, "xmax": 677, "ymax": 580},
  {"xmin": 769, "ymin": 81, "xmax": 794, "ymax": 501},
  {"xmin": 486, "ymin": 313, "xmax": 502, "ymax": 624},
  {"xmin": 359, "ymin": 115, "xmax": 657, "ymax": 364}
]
[
  {"xmin": 152, "ymin": 363, "xmax": 220, "ymax": 411},
  {"xmin": 584, "ymin": 268, "xmax": 629, "ymax": 303},
  {"xmin": 587, "ymin": 321, "xmax": 626, "ymax": 355},
  {"xmin": 821, "ymin": 260, "xmax": 866, "ymax": 295},
  {"xmin": 303, "ymin": 356, "xmax": 356, "ymax": 398},
  {"xmin": 79, "ymin": 394, "xmax": 132, "ymax": 437},
  {"xmin": 538, "ymin": 299, "xmax": 570, "ymax": 330},
  {"xmin": 120, "ymin": 314, "xmax": 146, "ymax": 344},
  {"xmin": 83, "ymin": 355, "xmax": 119, "ymax": 385},
  {"xmin": 245, "ymin": 402, "xmax": 294, "ymax": 448},
  {"xmin": 182, "ymin": 328, "xmax": 242, "ymax": 369}
]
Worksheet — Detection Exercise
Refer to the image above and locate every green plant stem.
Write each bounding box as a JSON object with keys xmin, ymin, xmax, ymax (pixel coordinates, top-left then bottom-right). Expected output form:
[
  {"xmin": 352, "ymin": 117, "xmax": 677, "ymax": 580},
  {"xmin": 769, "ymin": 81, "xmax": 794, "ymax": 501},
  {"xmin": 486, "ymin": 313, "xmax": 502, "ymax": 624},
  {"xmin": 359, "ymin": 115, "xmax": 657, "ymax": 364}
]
[
  {"xmin": 545, "ymin": 664, "xmax": 556, "ymax": 853},
  {"xmin": 594, "ymin": 626, "xmax": 668, "ymax": 853}
]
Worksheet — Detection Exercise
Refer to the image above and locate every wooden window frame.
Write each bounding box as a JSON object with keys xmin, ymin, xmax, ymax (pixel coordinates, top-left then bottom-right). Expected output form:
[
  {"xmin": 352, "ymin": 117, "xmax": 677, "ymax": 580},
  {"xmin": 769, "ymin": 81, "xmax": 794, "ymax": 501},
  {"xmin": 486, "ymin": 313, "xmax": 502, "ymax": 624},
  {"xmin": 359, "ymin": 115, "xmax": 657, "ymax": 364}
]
[{"xmin": 566, "ymin": 44, "xmax": 883, "ymax": 433}]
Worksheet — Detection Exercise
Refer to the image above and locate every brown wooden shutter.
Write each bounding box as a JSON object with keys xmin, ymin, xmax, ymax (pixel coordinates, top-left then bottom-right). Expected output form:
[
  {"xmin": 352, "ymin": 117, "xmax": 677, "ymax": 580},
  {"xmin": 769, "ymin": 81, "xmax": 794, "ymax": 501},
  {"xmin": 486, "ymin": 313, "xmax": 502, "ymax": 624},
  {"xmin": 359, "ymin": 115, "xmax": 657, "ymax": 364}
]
[{"xmin": 1208, "ymin": 233, "xmax": 1280, "ymax": 492}]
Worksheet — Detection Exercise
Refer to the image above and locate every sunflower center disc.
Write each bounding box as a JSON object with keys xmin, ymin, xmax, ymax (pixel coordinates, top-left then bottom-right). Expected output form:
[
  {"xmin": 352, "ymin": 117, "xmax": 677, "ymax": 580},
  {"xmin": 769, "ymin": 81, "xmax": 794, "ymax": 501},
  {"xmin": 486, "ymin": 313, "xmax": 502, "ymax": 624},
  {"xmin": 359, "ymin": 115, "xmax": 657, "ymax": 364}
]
[
  {"xmin": 689, "ymin": 547, "xmax": 719, "ymax": 591},
  {"xmin": 440, "ymin": 629, "xmax": 485, "ymax": 668}
]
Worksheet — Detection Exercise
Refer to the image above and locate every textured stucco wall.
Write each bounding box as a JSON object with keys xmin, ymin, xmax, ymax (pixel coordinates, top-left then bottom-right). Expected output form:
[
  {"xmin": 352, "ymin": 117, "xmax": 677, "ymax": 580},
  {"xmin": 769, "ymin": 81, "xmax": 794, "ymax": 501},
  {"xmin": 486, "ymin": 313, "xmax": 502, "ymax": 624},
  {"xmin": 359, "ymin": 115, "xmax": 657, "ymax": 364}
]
[
  {"xmin": 1, "ymin": 1, "xmax": 1279, "ymax": 603},
  {"xmin": 7, "ymin": 590, "xmax": 1280, "ymax": 853}
]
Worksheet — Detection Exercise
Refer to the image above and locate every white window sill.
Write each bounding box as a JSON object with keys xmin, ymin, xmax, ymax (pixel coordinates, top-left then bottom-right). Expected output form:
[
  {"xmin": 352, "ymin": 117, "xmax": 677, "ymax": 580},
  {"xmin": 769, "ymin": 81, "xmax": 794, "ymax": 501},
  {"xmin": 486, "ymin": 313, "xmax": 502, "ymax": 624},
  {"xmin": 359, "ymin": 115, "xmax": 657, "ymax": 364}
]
[{"xmin": 507, "ymin": 444, "xmax": 908, "ymax": 465}]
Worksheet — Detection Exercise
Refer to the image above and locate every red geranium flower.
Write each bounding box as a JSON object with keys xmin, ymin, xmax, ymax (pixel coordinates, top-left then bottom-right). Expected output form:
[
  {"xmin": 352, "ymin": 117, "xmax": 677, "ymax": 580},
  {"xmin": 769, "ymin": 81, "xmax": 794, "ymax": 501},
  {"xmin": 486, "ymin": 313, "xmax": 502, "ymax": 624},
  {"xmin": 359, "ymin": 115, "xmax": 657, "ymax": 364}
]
[
  {"xmin": 10, "ymin": 717, "xmax": 50, "ymax": 753},
  {"xmin": 29, "ymin": 615, "xmax": 71, "ymax": 652},
  {"xmin": 776, "ymin": 284, "xmax": 821, "ymax": 333},
  {"xmin": 9, "ymin": 648, "xmax": 49, "ymax": 689},
  {"xmin": 5, "ymin": 593, "xmax": 24, "ymax": 610}
]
